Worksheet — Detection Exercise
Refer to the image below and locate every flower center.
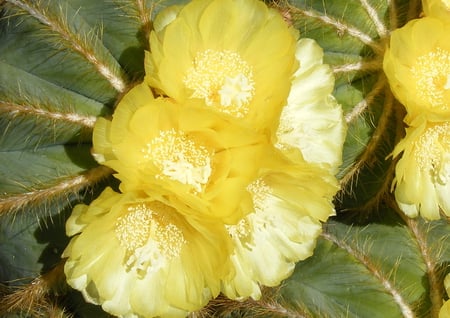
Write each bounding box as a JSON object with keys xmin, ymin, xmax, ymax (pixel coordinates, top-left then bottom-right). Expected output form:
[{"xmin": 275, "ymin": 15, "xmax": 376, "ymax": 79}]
[
  {"xmin": 247, "ymin": 178, "xmax": 273, "ymax": 213},
  {"xmin": 226, "ymin": 179, "xmax": 273, "ymax": 241},
  {"xmin": 183, "ymin": 49, "xmax": 255, "ymax": 118},
  {"xmin": 412, "ymin": 47, "xmax": 450, "ymax": 110},
  {"xmin": 414, "ymin": 122, "xmax": 450, "ymax": 185},
  {"xmin": 142, "ymin": 129, "xmax": 212, "ymax": 192},
  {"xmin": 115, "ymin": 202, "xmax": 186, "ymax": 275}
]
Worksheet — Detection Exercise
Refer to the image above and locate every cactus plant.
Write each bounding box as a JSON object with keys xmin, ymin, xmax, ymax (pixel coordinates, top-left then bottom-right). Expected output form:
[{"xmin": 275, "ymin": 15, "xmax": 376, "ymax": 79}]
[{"xmin": 1, "ymin": 0, "xmax": 450, "ymax": 317}]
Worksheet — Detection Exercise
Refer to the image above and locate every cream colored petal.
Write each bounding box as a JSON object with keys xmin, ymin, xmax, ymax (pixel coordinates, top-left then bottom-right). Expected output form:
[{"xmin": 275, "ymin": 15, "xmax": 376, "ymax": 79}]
[{"xmin": 276, "ymin": 38, "xmax": 345, "ymax": 172}]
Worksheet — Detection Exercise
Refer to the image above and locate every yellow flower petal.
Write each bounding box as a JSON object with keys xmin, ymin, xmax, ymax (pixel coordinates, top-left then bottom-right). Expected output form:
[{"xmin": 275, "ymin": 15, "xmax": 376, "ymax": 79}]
[
  {"xmin": 276, "ymin": 38, "xmax": 346, "ymax": 173},
  {"xmin": 392, "ymin": 118, "xmax": 450, "ymax": 220},
  {"xmin": 63, "ymin": 187, "xmax": 231, "ymax": 318},
  {"xmin": 423, "ymin": 0, "xmax": 450, "ymax": 21},
  {"xmin": 383, "ymin": 17, "xmax": 450, "ymax": 123},
  {"xmin": 92, "ymin": 82, "xmax": 268, "ymax": 223},
  {"xmin": 222, "ymin": 150, "xmax": 338, "ymax": 300},
  {"xmin": 440, "ymin": 300, "xmax": 450, "ymax": 318},
  {"xmin": 145, "ymin": 0, "xmax": 298, "ymax": 131}
]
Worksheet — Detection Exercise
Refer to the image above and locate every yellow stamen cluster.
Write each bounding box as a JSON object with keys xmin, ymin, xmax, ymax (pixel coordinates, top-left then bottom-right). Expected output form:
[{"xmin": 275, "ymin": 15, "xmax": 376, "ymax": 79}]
[
  {"xmin": 184, "ymin": 49, "xmax": 255, "ymax": 117},
  {"xmin": 142, "ymin": 129, "xmax": 212, "ymax": 192},
  {"xmin": 115, "ymin": 202, "xmax": 187, "ymax": 275},
  {"xmin": 411, "ymin": 47, "xmax": 450, "ymax": 110}
]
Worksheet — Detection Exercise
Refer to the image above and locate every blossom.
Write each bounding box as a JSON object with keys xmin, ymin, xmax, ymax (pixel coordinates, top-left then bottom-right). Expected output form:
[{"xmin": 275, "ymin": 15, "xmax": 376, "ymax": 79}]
[
  {"xmin": 275, "ymin": 38, "xmax": 346, "ymax": 173},
  {"xmin": 392, "ymin": 117, "xmax": 450, "ymax": 220},
  {"xmin": 221, "ymin": 150, "xmax": 338, "ymax": 300},
  {"xmin": 62, "ymin": 187, "xmax": 231, "ymax": 318},
  {"xmin": 383, "ymin": 17, "xmax": 450, "ymax": 123},
  {"xmin": 422, "ymin": 0, "xmax": 450, "ymax": 21},
  {"xmin": 144, "ymin": 0, "xmax": 298, "ymax": 132},
  {"xmin": 81, "ymin": 0, "xmax": 346, "ymax": 311},
  {"xmin": 93, "ymin": 82, "xmax": 268, "ymax": 223}
]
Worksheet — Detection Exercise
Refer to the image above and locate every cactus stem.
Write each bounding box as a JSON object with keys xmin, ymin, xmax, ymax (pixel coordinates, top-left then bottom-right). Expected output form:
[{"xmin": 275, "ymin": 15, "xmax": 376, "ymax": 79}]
[
  {"xmin": 345, "ymin": 74, "xmax": 386, "ymax": 123},
  {"xmin": 0, "ymin": 101, "xmax": 97, "ymax": 128},
  {"xmin": 0, "ymin": 261, "xmax": 68, "ymax": 317},
  {"xmin": 112, "ymin": 0, "xmax": 153, "ymax": 46},
  {"xmin": 359, "ymin": 0, "xmax": 388, "ymax": 37},
  {"xmin": 339, "ymin": 79, "xmax": 391, "ymax": 193},
  {"xmin": 345, "ymin": 90, "xmax": 398, "ymax": 212},
  {"xmin": 195, "ymin": 289, "xmax": 309, "ymax": 318},
  {"xmin": 6, "ymin": 0, "xmax": 127, "ymax": 92},
  {"xmin": 288, "ymin": 5, "xmax": 384, "ymax": 55},
  {"xmin": 135, "ymin": 0, "xmax": 152, "ymax": 41},
  {"xmin": 406, "ymin": 0, "xmax": 422, "ymax": 21},
  {"xmin": 391, "ymin": 202, "xmax": 445, "ymax": 318},
  {"xmin": 322, "ymin": 230, "xmax": 416, "ymax": 318},
  {"xmin": 0, "ymin": 166, "xmax": 113, "ymax": 218},
  {"xmin": 332, "ymin": 58, "xmax": 382, "ymax": 74}
]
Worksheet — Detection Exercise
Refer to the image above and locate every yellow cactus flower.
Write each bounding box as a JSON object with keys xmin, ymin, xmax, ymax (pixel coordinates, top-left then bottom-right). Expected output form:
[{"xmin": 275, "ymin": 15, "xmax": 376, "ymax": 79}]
[
  {"xmin": 392, "ymin": 117, "xmax": 450, "ymax": 220},
  {"xmin": 383, "ymin": 17, "xmax": 450, "ymax": 123},
  {"xmin": 62, "ymin": 187, "xmax": 231, "ymax": 318},
  {"xmin": 93, "ymin": 82, "xmax": 268, "ymax": 223},
  {"xmin": 145, "ymin": 0, "xmax": 298, "ymax": 132},
  {"xmin": 423, "ymin": 0, "xmax": 450, "ymax": 21},
  {"xmin": 222, "ymin": 152, "xmax": 338, "ymax": 300},
  {"xmin": 275, "ymin": 38, "xmax": 345, "ymax": 173}
]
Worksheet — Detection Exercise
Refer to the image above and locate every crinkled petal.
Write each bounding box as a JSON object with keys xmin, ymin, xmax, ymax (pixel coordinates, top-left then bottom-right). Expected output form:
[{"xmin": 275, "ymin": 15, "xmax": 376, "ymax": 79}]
[
  {"xmin": 383, "ymin": 17, "xmax": 450, "ymax": 123},
  {"xmin": 222, "ymin": 151, "xmax": 338, "ymax": 299},
  {"xmin": 145, "ymin": 0, "xmax": 298, "ymax": 132},
  {"xmin": 392, "ymin": 118, "xmax": 450, "ymax": 220},
  {"xmin": 423, "ymin": 0, "xmax": 450, "ymax": 20},
  {"xmin": 93, "ymin": 83, "xmax": 270, "ymax": 223},
  {"xmin": 276, "ymin": 38, "xmax": 346, "ymax": 173},
  {"xmin": 63, "ymin": 188, "xmax": 231, "ymax": 318}
]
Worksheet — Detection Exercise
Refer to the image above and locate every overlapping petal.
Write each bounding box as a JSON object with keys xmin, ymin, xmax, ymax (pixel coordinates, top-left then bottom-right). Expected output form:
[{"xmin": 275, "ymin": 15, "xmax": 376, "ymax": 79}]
[
  {"xmin": 64, "ymin": 0, "xmax": 346, "ymax": 316},
  {"xmin": 392, "ymin": 117, "xmax": 450, "ymax": 219},
  {"xmin": 383, "ymin": 17, "xmax": 450, "ymax": 123},
  {"xmin": 276, "ymin": 38, "xmax": 346, "ymax": 173},
  {"xmin": 222, "ymin": 150, "xmax": 338, "ymax": 300},
  {"xmin": 93, "ymin": 82, "xmax": 268, "ymax": 223},
  {"xmin": 63, "ymin": 187, "xmax": 231, "ymax": 318},
  {"xmin": 145, "ymin": 0, "xmax": 298, "ymax": 132},
  {"xmin": 422, "ymin": 0, "xmax": 450, "ymax": 21}
]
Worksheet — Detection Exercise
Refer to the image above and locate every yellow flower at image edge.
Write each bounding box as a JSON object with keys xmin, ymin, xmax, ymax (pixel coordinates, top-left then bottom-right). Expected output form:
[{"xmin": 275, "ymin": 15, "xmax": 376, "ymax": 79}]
[
  {"xmin": 383, "ymin": 16, "xmax": 450, "ymax": 123},
  {"xmin": 145, "ymin": 0, "xmax": 298, "ymax": 131},
  {"xmin": 392, "ymin": 118, "xmax": 450, "ymax": 220},
  {"xmin": 93, "ymin": 82, "xmax": 266, "ymax": 223},
  {"xmin": 62, "ymin": 187, "xmax": 231, "ymax": 318}
]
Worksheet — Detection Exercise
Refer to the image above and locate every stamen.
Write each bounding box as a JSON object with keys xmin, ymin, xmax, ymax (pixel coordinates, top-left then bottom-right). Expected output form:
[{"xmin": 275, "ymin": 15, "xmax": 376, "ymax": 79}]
[
  {"xmin": 414, "ymin": 122, "xmax": 450, "ymax": 184},
  {"xmin": 247, "ymin": 178, "xmax": 273, "ymax": 213},
  {"xmin": 226, "ymin": 179, "xmax": 274, "ymax": 240},
  {"xmin": 412, "ymin": 47, "xmax": 450, "ymax": 110},
  {"xmin": 115, "ymin": 202, "xmax": 186, "ymax": 275},
  {"xmin": 184, "ymin": 49, "xmax": 255, "ymax": 117},
  {"xmin": 142, "ymin": 129, "xmax": 212, "ymax": 192}
]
